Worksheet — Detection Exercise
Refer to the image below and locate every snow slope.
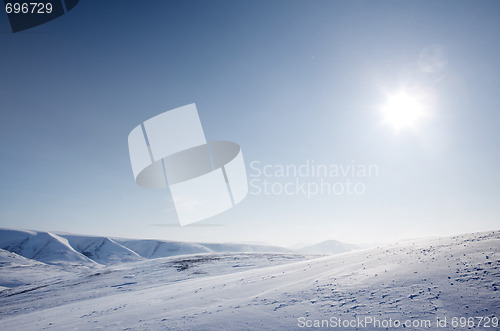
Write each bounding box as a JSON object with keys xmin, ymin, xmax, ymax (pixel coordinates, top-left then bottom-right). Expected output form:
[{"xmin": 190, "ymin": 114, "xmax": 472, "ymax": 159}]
[
  {"xmin": 0, "ymin": 249, "xmax": 92, "ymax": 291},
  {"xmin": 0, "ymin": 230, "xmax": 498, "ymax": 330},
  {"xmin": 0, "ymin": 252, "xmax": 311, "ymax": 323}
]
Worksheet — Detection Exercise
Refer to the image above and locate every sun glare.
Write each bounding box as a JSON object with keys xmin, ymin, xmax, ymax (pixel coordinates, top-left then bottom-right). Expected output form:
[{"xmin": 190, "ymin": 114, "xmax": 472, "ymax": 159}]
[{"xmin": 382, "ymin": 92, "xmax": 426, "ymax": 130}]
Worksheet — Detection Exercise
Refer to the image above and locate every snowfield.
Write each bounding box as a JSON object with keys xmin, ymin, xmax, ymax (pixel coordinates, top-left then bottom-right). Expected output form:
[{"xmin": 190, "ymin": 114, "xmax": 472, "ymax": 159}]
[{"xmin": 0, "ymin": 230, "xmax": 498, "ymax": 330}]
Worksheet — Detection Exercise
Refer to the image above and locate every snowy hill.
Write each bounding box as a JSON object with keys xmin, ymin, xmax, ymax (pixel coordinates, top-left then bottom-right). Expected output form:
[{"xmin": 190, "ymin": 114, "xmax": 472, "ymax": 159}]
[
  {"xmin": 0, "ymin": 249, "xmax": 53, "ymax": 289},
  {"xmin": 0, "ymin": 230, "xmax": 498, "ymax": 330},
  {"xmin": 297, "ymin": 239, "xmax": 358, "ymax": 255},
  {"xmin": 117, "ymin": 239, "xmax": 212, "ymax": 259},
  {"xmin": 62, "ymin": 235, "xmax": 143, "ymax": 265},
  {"xmin": 117, "ymin": 239, "xmax": 291, "ymax": 259},
  {"xmin": 0, "ymin": 229, "xmax": 291, "ymax": 267},
  {"xmin": 0, "ymin": 229, "xmax": 96, "ymax": 265}
]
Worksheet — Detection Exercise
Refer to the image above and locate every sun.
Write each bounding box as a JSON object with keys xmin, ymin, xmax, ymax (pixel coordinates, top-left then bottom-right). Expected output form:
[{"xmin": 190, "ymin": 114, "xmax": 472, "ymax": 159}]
[{"xmin": 381, "ymin": 92, "xmax": 426, "ymax": 130}]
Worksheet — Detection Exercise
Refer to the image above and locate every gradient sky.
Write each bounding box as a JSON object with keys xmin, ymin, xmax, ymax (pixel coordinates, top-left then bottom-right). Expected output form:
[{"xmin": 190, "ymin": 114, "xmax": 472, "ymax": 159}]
[{"xmin": 1, "ymin": 0, "xmax": 499, "ymax": 246}]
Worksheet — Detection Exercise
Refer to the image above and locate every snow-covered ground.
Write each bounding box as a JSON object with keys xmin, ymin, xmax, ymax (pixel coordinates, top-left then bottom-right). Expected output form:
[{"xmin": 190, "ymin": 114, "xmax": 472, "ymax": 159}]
[
  {"xmin": 0, "ymin": 230, "xmax": 498, "ymax": 330},
  {"xmin": 296, "ymin": 239, "xmax": 359, "ymax": 255}
]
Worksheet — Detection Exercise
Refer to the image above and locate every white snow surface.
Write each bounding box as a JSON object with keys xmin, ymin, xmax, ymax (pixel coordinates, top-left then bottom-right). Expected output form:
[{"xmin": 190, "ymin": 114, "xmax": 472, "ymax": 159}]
[
  {"xmin": 0, "ymin": 230, "xmax": 498, "ymax": 330},
  {"xmin": 297, "ymin": 240, "xmax": 359, "ymax": 255}
]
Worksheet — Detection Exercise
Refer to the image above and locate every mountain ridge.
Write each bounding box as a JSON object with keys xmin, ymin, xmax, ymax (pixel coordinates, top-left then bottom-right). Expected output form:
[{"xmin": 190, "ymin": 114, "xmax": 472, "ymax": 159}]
[{"xmin": 0, "ymin": 228, "xmax": 291, "ymax": 266}]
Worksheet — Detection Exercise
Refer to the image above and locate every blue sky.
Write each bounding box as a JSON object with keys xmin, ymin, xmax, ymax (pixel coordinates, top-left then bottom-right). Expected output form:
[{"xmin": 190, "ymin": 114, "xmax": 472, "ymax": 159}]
[{"xmin": 1, "ymin": 0, "xmax": 499, "ymax": 246}]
